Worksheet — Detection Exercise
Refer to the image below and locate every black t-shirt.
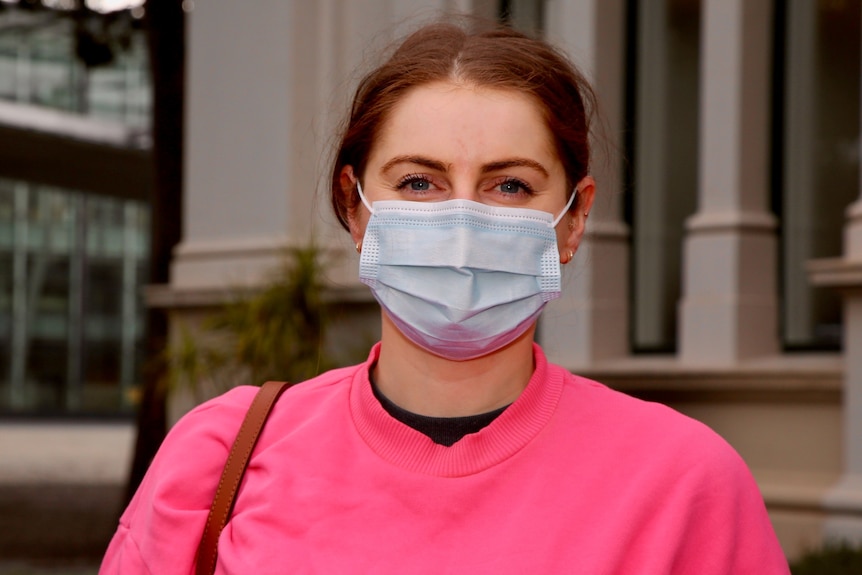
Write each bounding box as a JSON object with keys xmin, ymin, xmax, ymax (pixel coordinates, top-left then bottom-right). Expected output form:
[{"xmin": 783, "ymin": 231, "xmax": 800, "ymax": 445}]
[{"xmin": 371, "ymin": 381, "xmax": 509, "ymax": 447}]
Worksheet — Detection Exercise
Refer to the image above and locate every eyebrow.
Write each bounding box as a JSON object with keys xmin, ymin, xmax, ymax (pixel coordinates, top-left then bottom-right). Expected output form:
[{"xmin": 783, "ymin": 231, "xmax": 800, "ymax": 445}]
[
  {"xmin": 380, "ymin": 155, "xmax": 550, "ymax": 178},
  {"xmin": 481, "ymin": 159, "xmax": 549, "ymax": 178},
  {"xmin": 381, "ymin": 155, "xmax": 448, "ymax": 174}
]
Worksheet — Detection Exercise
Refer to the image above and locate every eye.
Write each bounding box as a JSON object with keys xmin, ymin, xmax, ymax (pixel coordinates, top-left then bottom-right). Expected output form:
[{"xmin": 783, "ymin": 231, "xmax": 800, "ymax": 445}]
[
  {"xmin": 495, "ymin": 178, "xmax": 534, "ymax": 196},
  {"xmin": 396, "ymin": 174, "xmax": 435, "ymax": 193}
]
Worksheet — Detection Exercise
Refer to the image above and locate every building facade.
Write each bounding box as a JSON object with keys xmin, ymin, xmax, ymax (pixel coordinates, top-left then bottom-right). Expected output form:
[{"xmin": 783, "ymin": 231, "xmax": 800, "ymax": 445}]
[
  {"xmin": 2, "ymin": 0, "xmax": 861, "ymax": 561},
  {"xmin": 0, "ymin": 2, "xmax": 152, "ymax": 415}
]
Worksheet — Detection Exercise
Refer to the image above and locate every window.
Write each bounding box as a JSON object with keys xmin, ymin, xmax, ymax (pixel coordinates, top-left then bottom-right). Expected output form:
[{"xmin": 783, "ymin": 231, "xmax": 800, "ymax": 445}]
[
  {"xmin": 0, "ymin": 4, "xmax": 153, "ymax": 414},
  {"xmin": 0, "ymin": 181, "xmax": 150, "ymax": 413},
  {"xmin": 627, "ymin": 0, "xmax": 701, "ymax": 352},
  {"xmin": 777, "ymin": 0, "xmax": 859, "ymax": 349}
]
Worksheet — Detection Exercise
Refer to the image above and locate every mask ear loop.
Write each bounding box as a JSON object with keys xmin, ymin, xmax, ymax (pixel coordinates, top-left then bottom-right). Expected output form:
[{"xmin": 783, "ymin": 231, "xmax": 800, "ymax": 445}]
[
  {"xmin": 549, "ymin": 185, "xmax": 579, "ymax": 229},
  {"xmin": 356, "ymin": 181, "xmax": 374, "ymax": 214}
]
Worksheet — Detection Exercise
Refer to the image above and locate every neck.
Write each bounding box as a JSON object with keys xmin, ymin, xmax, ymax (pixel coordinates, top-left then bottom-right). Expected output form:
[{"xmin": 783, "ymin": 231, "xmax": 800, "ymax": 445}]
[{"xmin": 372, "ymin": 313, "xmax": 536, "ymax": 417}]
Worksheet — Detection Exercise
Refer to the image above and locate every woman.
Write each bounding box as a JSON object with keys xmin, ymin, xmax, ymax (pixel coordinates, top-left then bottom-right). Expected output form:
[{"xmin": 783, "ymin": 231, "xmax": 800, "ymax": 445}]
[{"xmin": 101, "ymin": 22, "xmax": 790, "ymax": 574}]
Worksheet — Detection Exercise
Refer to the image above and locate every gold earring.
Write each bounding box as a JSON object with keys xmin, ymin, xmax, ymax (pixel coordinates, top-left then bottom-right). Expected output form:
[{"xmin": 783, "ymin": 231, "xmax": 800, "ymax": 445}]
[
  {"xmin": 584, "ymin": 212, "xmax": 589, "ymax": 217},
  {"xmin": 355, "ymin": 241, "xmax": 362, "ymax": 254},
  {"xmin": 560, "ymin": 249, "xmax": 574, "ymax": 264}
]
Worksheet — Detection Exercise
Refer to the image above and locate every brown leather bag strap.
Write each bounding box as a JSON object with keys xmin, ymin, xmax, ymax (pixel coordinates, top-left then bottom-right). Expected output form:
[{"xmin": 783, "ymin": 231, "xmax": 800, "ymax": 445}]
[{"xmin": 195, "ymin": 380, "xmax": 290, "ymax": 575}]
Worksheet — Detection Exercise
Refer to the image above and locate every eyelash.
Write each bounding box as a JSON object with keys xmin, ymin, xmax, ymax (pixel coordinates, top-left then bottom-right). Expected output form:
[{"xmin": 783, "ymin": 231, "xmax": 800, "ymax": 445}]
[
  {"xmin": 395, "ymin": 173, "xmax": 433, "ymax": 192},
  {"xmin": 495, "ymin": 177, "xmax": 535, "ymax": 197}
]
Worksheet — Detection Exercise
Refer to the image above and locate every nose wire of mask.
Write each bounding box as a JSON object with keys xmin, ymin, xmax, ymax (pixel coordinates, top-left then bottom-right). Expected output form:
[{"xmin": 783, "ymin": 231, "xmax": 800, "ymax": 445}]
[{"xmin": 355, "ymin": 181, "xmax": 577, "ymax": 228}]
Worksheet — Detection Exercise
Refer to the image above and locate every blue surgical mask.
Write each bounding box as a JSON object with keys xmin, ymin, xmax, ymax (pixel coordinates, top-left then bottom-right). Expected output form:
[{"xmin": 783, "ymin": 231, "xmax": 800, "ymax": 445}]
[{"xmin": 357, "ymin": 182, "xmax": 576, "ymax": 361}]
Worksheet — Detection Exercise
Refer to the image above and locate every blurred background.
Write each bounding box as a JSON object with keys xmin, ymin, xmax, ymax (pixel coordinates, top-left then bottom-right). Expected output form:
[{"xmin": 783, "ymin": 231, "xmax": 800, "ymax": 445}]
[{"xmin": 0, "ymin": 0, "xmax": 861, "ymax": 572}]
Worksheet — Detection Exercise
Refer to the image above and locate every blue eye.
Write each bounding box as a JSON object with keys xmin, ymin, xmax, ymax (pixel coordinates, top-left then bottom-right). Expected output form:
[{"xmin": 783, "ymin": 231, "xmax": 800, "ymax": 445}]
[
  {"xmin": 497, "ymin": 179, "xmax": 533, "ymax": 195},
  {"xmin": 500, "ymin": 181, "xmax": 521, "ymax": 193},
  {"xmin": 397, "ymin": 174, "xmax": 434, "ymax": 193}
]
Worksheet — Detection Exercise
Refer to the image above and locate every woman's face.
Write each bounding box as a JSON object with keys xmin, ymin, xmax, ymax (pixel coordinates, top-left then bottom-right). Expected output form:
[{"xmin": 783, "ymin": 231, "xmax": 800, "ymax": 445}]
[{"xmin": 343, "ymin": 80, "xmax": 594, "ymax": 252}]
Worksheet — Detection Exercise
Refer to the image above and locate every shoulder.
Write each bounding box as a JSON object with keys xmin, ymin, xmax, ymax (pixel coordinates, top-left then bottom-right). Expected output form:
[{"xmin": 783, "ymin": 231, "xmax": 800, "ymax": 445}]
[
  {"xmin": 553, "ymin": 365, "xmax": 752, "ymax": 481},
  {"xmin": 123, "ymin": 363, "xmax": 362, "ymax": 521},
  {"xmin": 111, "ymin": 363, "xmax": 365, "ymax": 571},
  {"xmin": 554, "ymin": 367, "xmax": 774, "ymax": 525},
  {"xmin": 182, "ymin": 363, "xmax": 359, "ymax": 422},
  {"xmin": 551, "ymin": 368, "xmax": 788, "ymax": 570},
  {"xmin": 168, "ymin": 362, "xmax": 361, "ymax": 450}
]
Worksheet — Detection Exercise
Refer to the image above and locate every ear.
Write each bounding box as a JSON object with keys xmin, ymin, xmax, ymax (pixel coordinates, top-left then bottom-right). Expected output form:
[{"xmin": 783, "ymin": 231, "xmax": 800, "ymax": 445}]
[
  {"xmin": 562, "ymin": 176, "xmax": 596, "ymax": 257},
  {"xmin": 340, "ymin": 165, "xmax": 364, "ymax": 244}
]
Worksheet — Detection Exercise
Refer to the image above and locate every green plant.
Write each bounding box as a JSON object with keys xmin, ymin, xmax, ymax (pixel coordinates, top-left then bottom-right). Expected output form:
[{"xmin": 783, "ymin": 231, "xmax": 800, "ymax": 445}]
[
  {"xmin": 166, "ymin": 244, "xmax": 337, "ymax": 399},
  {"xmin": 790, "ymin": 542, "xmax": 862, "ymax": 575}
]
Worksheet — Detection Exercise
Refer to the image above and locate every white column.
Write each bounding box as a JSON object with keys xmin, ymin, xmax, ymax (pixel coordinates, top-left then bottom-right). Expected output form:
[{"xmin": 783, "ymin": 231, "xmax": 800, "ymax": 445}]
[
  {"xmin": 820, "ymin": 294, "xmax": 862, "ymax": 542},
  {"xmin": 811, "ymin": 195, "xmax": 862, "ymax": 546},
  {"xmin": 172, "ymin": 2, "xmax": 297, "ymax": 291},
  {"xmin": 678, "ymin": 0, "xmax": 779, "ymax": 364},
  {"xmin": 539, "ymin": 0, "xmax": 630, "ymax": 366}
]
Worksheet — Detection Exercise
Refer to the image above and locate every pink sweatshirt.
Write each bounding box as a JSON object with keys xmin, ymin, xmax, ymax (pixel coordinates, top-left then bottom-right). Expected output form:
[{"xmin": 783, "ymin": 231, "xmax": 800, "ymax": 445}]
[{"xmin": 101, "ymin": 344, "xmax": 790, "ymax": 574}]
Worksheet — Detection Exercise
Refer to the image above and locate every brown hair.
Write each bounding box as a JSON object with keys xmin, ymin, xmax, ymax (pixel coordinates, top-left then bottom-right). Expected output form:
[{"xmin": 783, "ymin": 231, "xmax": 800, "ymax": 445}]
[{"xmin": 330, "ymin": 21, "xmax": 597, "ymax": 230}]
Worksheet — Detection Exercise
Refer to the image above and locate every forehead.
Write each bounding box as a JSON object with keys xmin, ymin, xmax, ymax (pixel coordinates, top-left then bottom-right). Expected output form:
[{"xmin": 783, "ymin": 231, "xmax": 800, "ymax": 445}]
[{"xmin": 369, "ymin": 81, "xmax": 556, "ymax": 165}]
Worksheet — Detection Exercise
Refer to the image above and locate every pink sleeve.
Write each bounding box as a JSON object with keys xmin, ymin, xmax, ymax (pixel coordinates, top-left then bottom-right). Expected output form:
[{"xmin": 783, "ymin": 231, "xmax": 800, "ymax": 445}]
[
  {"xmin": 99, "ymin": 523, "xmax": 150, "ymax": 574},
  {"xmin": 671, "ymin": 437, "xmax": 791, "ymax": 574},
  {"xmin": 99, "ymin": 386, "xmax": 257, "ymax": 575}
]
